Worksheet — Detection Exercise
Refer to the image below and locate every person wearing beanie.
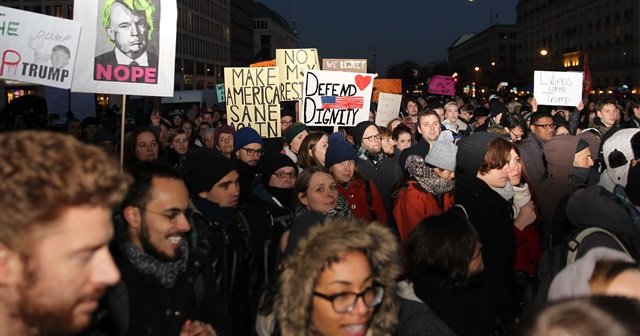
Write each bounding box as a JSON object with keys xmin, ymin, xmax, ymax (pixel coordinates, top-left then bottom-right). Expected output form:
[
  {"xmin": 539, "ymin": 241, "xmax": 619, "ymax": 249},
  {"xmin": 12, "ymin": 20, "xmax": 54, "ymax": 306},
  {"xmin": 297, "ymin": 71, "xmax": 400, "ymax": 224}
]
[
  {"xmin": 282, "ymin": 123, "xmax": 309, "ymax": 163},
  {"xmin": 214, "ymin": 124, "xmax": 235, "ymax": 159},
  {"xmin": 454, "ymin": 133, "xmax": 518, "ymax": 326},
  {"xmin": 352, "ymin": 120, "xmax": 403, "ymax": 219},
  {"xmin": 394, "ymin": 132, "xmax": 457, "ymax": 241},
  {"xmin": 184, "ymin": 148, "xmax": 257, "ymax": 335},
  {"xmin": 326, "ymin": 132, "xmax": 388, "ymax": 224},
  {"xmin": 537, "ymin": 136, "xmax": 594, "ymax": 248},
  {"xmin": 233, "ymin": 127, "xmax": 265, "ymax": 206}
]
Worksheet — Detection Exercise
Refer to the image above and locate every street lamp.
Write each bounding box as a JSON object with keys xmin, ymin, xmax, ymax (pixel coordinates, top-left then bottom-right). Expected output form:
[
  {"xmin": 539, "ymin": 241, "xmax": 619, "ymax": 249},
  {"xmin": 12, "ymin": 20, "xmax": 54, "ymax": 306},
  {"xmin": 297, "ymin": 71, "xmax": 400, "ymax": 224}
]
[
  {"xmin": 539, "ymin": 49, "xmax": 548, "ymax": 56},
  {"xmin": 474, "ymin": 66, "xmax": 480, "ymax": 72}
]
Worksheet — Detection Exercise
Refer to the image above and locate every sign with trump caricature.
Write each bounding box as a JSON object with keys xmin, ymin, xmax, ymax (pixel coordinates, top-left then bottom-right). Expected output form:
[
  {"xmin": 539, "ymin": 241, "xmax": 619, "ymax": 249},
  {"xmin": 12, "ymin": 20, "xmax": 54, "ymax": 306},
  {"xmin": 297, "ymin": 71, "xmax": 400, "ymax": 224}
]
[{"xmin": 72, "ymin": 0, "xmax": 176, "ymax": 96}]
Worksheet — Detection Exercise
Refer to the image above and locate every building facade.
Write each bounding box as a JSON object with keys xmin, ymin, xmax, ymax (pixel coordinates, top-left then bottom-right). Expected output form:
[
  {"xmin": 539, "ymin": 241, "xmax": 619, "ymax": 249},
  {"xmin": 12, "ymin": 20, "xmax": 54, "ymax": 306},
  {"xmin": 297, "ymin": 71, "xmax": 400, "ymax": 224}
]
[
  {"xmin": 253, "ymin": 2, "xmax": 298, "ymax": 62},
  {"xmin": 230, "ymin": 0, "xmax": 254, "ymax": 67}
]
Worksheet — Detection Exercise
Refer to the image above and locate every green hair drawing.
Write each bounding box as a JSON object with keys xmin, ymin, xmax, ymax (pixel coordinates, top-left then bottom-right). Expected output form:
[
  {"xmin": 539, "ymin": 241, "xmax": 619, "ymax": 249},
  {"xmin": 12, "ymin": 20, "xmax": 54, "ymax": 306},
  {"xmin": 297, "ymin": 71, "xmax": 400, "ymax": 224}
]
[{"xmin": 101, "ymin": 0, "xmax": 156, "ymax": 40}]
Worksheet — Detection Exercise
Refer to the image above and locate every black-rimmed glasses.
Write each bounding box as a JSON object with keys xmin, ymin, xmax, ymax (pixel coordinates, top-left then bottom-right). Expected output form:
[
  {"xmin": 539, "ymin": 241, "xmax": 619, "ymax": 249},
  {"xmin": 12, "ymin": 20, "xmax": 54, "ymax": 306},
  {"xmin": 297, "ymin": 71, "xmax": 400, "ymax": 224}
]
[
  {"xmin": 313, "ymin": 284, "xmax": 384, "ymax": 313},
  {"xmin": 241, "ymin": 147, "xmax": 265, "ymax": 156},
  {"xmin": 532, "ymin": 123, "xmax": 556, "ymax": 130},
  {"xmin": 362, "ymin": 134, "xmax": 382, "ymax": 142},
  {"xmin": 272, "ymin": 172, "xmax": 297, "ymax": 179}
]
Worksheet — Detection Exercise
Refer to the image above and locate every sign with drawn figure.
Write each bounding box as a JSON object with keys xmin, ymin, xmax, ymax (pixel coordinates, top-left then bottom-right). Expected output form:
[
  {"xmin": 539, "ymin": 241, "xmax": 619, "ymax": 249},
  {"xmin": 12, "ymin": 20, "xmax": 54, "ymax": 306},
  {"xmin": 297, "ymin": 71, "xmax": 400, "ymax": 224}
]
[
  {"xmin": 72, "ymin": 0, "xmax": 177, "ymax": 96},
  {"xmin": 224, "ymin": 66, "xmax": 281, "ymax": 138},
  {"xmin": 216, "ymin": 83, "xmax": 225, "ymax": 103},
  {"xmin": 276, "ymin": 48, "xmax": 319, "ymax": 101},
  {"xmin": 372, "ymin": 78, "xmax": 402, "ymax": 102},
  {"xmin": 322, "ymin": 58, "xmax": 367, "ymax": 73},
  {"xmin": 375, "ymin": 93, "xmax": 402, "ymax": 127},
  {"xmin": 0, "ymin": 6, "xmax": 81, "ymax": 89},
  {"xmin": 302, "ymin": 70, "xmax": 375, "ymax": 127},
  {"xmin": 428, "ymin": 75, "xmax": 456, "ymax": 96},
  {"xmin": 533, "ymin": 70, "xmax": 584, "ymax": 107}
]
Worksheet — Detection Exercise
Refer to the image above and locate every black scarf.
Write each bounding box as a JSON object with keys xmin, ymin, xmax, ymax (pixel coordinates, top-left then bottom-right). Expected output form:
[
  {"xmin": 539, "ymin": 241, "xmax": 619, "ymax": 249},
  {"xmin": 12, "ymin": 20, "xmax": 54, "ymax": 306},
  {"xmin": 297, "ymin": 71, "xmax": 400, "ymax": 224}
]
[
  {"xmin": 192, "ymin": 196, "xmax": 238, "ymax": 225},
  {"xmin": 265, "ymin": 185, "xmax": 295, "ymax": 208},
  {"xmin": 119, "ymin": 239, "xmax": 189, "ymax": 289}
]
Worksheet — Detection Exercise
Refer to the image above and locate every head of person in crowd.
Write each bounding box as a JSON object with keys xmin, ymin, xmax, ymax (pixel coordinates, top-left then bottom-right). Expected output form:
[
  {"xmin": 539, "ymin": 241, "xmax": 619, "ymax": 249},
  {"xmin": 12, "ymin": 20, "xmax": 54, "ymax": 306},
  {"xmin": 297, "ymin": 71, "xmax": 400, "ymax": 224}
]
[
  {"xmin": 120, "ymin": 161, "xmax": 191, "ymax": 263},
  {"xmin": 276, "ymin": 218, "xmax": 400, "ymax": 336},
  {"xmin": 214, "ymin": 125, "xmax": 235, "ymax": 158},
  {"xmin": 82, "ymin": 116, "xmax": 100, "ymax": 142},
  {"xmin": 597, "ymin": 98, "xmax": 620, "ymax": 128},
  {"xmin": 444, "ymin": 101, "xmax": 460, "ymax": 125},
  {"xmin": 405, "ymin": 99, "xmax": 419, "ymax": 118},
  {"xmin": 416, "ymin": 110, "xmax": 442, "ymax": 145},
  {"xmin": 281, "ymin": 110, "xmax": 295, "ymax": 133},
  {"xmin": 168, "ymin": 128, "xmax": 189, "ymax": 155},
  {"xmin": 325, "ymin": 133, "xmax": 359, "ymax": 185},
  {"xmin": 66, "ymin": 117, "xmax": 82, "ymax": 138},
  {"xmin": 234, "ymin": 127, "xmax": 264, "ymax": 167},
  {"xmin": 295, "ymin": 166, "xmax": 338, "ymax": 214},
  {"xmin": 506, "ymin": 143, "xmax": 524, "ymax": 186},
  {"xmin": 201, "ymin": 127, "xmax": 216, "ymax": 149},
  {"xmin": 169, "ymin": 109, "xmax": 184, "ymax": 127},
  {"xmin": 181, "ymin": 120, "xmax": 193, "ymax": 141},
  {"xmin": 517, "ymin": 296, "xmax": 640, "ymax": 336},
  {"xmin": 386, "ymin": 118, "xmax": 402, "ymax": 131},
  {"xmin": 544, "ymin": 135, "xmax": 594, "ymax": 185},
  {"xmin": 555, "ymin": 123, "xmax": 570, "ymax": 136},
  {"xmin": 489, "ymin": 101, "xmax": 509, "ymax": 127},
  {"xmin": 261, "ymin": 153, "xmax": 298, "ymax": 207},
  {"xmin": 201, "ymin": 111, "xmax": 213, "ymax": 126},
  {"xmin": 599, "ymin": 128, "xmax": 640, "ymax": 192},
  {"xmin": 0, "ymin": 131, "xmax": 130, "ymax": 335},
  {"xmin": 427, "ymin": 99, "xmax": 445, "ymax": 121},
  {"xmin": 406, "ymin": 208, "xmax": 484, "ymax": 286},
  {"xmin": 284, "ymin": 123, "xmax": 309, "ymax": 155},
  {"xmin": 157, "ymin": 118, "xmax": 172, "ymax": 146},
  {"xmin": 473, "ymin": 106, "xmax": 491, "ymax": 127},
  {"xmin": 198, "ymin": 121, "xmax": 211, "ymax": 138},
  {"xmin": 529, "ymin": 111, "xmax": 556, "ymax": 143},
  {"xmin": 378, "ymin": 126, "xmax": 396, "ymax": 157},
  {"xmin": 183, "ymin": 149, "xmax": 240, "ymax": 208},
  {"xmin": 298, "ymin": 132, "xmax": 329, "ymax": 169},
  {"xmin": 459, "ymin": 103, "xmax": 475, "ymax": 123},
  {"xmin": 500, "ymin": 113, "xmax": 527, "ymax": 143},
  {"xmin": 123, "ymin": 127, "xmax": 159, "ymax": 168},
  {"xmin": 93, "ymin": 128, "xmax": 117, "ymax": 155},
  {"xmin": 423, "ymin": 131, "xmax": 457, "ymax": 183},
  {"xmin": 352, "ymin": 121, "xmax": 382, "ymax": 155},
  {"xmin": 392, "ymin": 123, "xmax": 413, "ymax": 152},
  {"xmin": 457, "ymin": 132, "xmax": 512, "ymax": 188}
]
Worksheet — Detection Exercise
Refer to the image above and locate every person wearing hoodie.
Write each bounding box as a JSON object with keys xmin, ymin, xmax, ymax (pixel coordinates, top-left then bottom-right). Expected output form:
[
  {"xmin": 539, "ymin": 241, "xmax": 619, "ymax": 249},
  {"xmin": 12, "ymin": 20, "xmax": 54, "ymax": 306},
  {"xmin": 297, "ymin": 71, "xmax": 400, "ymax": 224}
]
[{"xmin": 537, "ymin": 135, "xmax": 594, "ymax": 249}]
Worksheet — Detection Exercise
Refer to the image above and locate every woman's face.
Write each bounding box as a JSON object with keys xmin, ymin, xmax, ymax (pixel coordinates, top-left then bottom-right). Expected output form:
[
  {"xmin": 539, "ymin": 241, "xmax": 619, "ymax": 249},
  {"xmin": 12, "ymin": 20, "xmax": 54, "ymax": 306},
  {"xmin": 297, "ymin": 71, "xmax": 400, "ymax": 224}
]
[
  {"xmin": 507, "ymin": 149, "xmax": 522, "ymax": 185},
  {"xmin": 182, "ymin": 122, "xmax": 193, "ymax": 138},
  {"xmin": 381, "ymin": 137, "xmax": 395, "ymax": 156},
  {"xmin": 478, "ymin": 161, "xmax": 511, "ymax": 188},
  {"xmin": 395, "ymin": 132, "xmax": 412, "ymax": 151},
  {"xmin": 331, "ymin": 160, "xmax": 355, "ymax": 184},
  {"xmin": 406, "ymin": 101, "xmax": 418, "ymax": 117},
  {"xmin": 170, "ymin": 133, "xmax": 189, "ymax": 155},
  {"xmin": 135, "ymin": 131, "xmax": 159, "ymax": 161},
  {"xmin": 299, "ymin": 172, "xmax": 337, "ymax": 213},
  {"xmin": 312, "ymin": 134, "xmax": 329, "ymax": 167},
  {"xmin": 445, "ymin": 105, "xmax": 459, "ymax": 123},
  {"xmin": 290, "ymin": 130, "xmax": 309, "ymax": 154},
  {"xmin": 555, "ymin": 125, "xmax": 570, "ymax": 136},
  {"xmin": 434, "ymin": 168, "xmax": 455, "ymax": 181},
  {"xmin": 312, "ymin": 250, "xmax": 376, "ymax": 336}
]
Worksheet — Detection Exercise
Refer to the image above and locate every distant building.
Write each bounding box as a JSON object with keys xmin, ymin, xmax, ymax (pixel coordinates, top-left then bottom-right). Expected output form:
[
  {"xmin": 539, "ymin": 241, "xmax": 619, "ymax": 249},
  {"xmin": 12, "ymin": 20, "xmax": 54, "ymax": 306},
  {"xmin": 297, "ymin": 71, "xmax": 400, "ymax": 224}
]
[
  {"xmin": 516, "ymin": 0, "xmax": 640, "ymax": 90},
  {"xmin": 253, "ymin": 2, "xmax": 298, "ymax": 62},
  {"xmin": 231, "ymin": 0, "xmax": 254, "ymax": 67}
]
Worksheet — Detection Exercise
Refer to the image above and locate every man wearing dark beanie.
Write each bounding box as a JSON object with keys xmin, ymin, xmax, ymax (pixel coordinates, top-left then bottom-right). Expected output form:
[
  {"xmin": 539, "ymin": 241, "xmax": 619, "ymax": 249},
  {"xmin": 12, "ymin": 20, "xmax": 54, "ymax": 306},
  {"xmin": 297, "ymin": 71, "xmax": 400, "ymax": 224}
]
[
  {"xmin": 183, "ymin": 149, "xmax": 256, "ymax": 335},
  {"xmin": 233, "ymin": 127, "xmax": 265, "ymax": 206}
]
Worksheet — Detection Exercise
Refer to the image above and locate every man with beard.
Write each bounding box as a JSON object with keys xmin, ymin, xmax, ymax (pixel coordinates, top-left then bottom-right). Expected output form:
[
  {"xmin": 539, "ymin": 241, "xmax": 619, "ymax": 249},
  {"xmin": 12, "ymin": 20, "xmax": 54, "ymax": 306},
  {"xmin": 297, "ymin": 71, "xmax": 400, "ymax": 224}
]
[
  {"xmin": 233, "ymin": 127, "xmax": 264, "ymax": 206},
  {"xmin": 88, "ymin": 161, "xmax": 230, "ymax": 335},
  {"xmin": 0, "ymin": 131, "xmax": 130, "ymax": 335}
]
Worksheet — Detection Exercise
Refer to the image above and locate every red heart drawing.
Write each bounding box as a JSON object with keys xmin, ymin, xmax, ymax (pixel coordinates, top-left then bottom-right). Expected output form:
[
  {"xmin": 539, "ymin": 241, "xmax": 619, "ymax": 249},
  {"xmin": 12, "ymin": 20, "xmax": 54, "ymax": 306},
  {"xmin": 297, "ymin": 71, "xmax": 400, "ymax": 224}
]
[{"xmin": 355, "ymin": 75, "xmax": 372, "ymax": 91}]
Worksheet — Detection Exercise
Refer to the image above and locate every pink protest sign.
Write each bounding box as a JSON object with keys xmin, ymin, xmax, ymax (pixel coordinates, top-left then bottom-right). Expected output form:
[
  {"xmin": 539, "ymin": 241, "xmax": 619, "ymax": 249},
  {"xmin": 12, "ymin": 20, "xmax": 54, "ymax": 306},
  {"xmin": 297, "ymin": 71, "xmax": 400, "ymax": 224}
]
[{"xmin": 428, "ymin": 75, "xmax": 456, "ymax": 96}]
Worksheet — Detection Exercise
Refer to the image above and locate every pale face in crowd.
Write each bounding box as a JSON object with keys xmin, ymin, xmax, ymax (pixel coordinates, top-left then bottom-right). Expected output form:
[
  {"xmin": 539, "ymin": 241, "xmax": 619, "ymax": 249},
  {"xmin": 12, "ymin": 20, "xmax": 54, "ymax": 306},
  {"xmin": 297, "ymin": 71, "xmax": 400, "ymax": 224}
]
[
  {"xmin": 381, "ymin": 136, "xmax": 395, "ymax": 156},
  {"xmin": 312, "ymin": 135, "xmax": 329, "ymax": 167},
  {"xmin": 216, "ymin": 133, "xmax": 234, "ymax": 156},
  {"xmin": 434, "ymin": 167, "xmax": 455, "ymax": 181},
  {"xmin": 331, "ymin": 160, "xmax": 356, "ymax": 184},
  {"xmin": 237, "ymin": 143, "xmax": 264, "ymax": 166},
  {"xmin": 289, "ymin": 130, "xmax": 309, "ymax": 154},
  {"xmin": 312, "ymin": 250, "xmax": 376, "ymax": 336},
  {"xmin": 199, "ymin": 171, "xmax": 240, "ymax": 208},
  {"xmin": 445, "ymin": 105, "xmax": 459, "ymax": 124},
  {"xmin": 477, "ymin": 161, "xmax": 511, "ymax": 188},
  {"xmin": 434, "ymin": 108, "xmax": 445, "ymax": 121},
  {"xmin": 269, "ymin": 166, "xmax": 297, "ymax": 189},
  {"xmin": 573, "ymin": 147, "xmax": 594, "ymax": 168},
  {"xmin": 405, "ymin": 101, "xmax": 419, "ymax": 117},
  {"xmin": 181, "ymin": 122, "xmax": 193, "ymax": 139},
  {"xmin": 507, "ymin": 149, "xmax": 522, "ymax": 186},
  {"xmin": 597, "ymin": 103, "xmax": 619, "ymax": 127},
  {"xmin": 529, "ymin": 116, "xmax": 556, "ymax": 143},
  {"xmin": 298, "ymin": 172, "xmax": 337, "ymax": 213},
  {"xmin": 281, "ymin": 116, "xmax": 294, "ymax": 132},
  {"xmin": 395, "ymin": 132, "xmax": 412, "ymax": 151},
  {"xmin": 170, "ymin": 133, "xmax": 189, "ymax": 155},
  {"xmin": 202, "ymin": 132, "xmax": 215, "ymax": 149},
  {"xmin": 417, "ymin": 114, "xmax": 441, "ymax": 144},
  {"xmin": 135, "ymin": 131, "xmax": 159, "ymax": 162},
  {"xmin": 360, "ymin": 125, "xmax": 382, "ymax": 154},
  {"xmin": 459, "ymin": 110, "xmax": 473, "ymax": 123}
]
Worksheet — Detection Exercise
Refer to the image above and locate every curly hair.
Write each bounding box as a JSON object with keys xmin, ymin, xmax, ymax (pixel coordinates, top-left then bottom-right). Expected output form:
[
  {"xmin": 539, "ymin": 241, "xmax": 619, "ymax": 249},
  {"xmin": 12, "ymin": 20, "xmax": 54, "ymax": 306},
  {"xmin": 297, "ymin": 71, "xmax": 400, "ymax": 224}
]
[
  {"xmin": 0, "ymin": 131, "xmax": 131, "ymax": 252},
  {"xmin": 102, "ymin": 0, "xmax": 156, "ymax": 40},
  {"xmin": 276, "ymin": 218, "xmax": 400, "ymax": 336}
]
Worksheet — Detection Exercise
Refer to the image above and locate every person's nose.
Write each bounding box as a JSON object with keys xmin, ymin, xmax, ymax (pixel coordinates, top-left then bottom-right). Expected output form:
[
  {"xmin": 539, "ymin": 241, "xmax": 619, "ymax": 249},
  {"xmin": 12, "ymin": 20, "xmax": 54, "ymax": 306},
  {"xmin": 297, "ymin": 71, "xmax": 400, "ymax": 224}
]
[{"xmin": 91, "ymin": 247, "xmax": 121, "ymax": 287}]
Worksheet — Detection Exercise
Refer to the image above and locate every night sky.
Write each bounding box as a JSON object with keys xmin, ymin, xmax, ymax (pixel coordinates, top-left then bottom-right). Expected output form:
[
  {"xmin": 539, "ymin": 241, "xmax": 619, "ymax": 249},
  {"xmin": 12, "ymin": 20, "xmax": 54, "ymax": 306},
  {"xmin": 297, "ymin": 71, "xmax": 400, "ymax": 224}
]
[{"xmin": 258, "ymin": 0, "xmax": 518, "ymax": 75}]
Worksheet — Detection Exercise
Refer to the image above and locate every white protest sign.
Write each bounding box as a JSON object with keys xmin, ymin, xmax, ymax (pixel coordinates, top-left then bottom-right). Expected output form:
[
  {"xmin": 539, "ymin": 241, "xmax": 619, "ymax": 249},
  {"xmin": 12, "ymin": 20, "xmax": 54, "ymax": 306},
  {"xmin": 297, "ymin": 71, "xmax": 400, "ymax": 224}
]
[
  {"xmin": 224, "ymin": 67, "xmax": 281, "ymax": 138},
  {"xmin": 276, "ymin": 48, "xmax": 319, "ymax": 101},
  {"xmin": 322, "ymin": 58, "xmax": 367, "ymax": 73},
  {"xmin": 0, "ymin": 6, "xmax": 81, "ymax": 89},
  {"xmin": 533, "ymin": 71, "xmax": 583, "ymax": 107},
  {"xmin": 71, "ymin": 0, "xmax": 177, "ymax": 97},
  {"xmin": 302, "ymin": 70, "xmax": 375, "ymax": 127},
  {"xmin": 375, "ymin": 93, "xmax": 402, "ymax": 127}
]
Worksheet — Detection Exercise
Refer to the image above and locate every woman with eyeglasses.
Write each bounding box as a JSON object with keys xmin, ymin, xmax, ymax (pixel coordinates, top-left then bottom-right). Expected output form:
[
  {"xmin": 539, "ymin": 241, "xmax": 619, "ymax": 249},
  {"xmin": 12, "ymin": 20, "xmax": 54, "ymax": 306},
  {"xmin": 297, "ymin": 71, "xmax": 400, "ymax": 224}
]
[{"xmin": 276, "ymin": 217, "xmax": 400, "ymax": 336}]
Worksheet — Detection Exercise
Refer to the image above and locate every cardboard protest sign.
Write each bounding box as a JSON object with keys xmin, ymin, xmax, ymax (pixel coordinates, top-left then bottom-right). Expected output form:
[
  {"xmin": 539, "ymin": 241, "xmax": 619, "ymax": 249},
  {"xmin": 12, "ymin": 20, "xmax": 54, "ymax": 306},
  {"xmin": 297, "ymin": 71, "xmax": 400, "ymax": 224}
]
[
  {"xmin": 71, "ymin": 0, "xmax": 177, "ymax": 96},
  {"xmin": 302, "ymin": 70, "xmax": 375, "ymax": 127},
  {"xmin": 372, "ymin": 78, "xmax": 402, "ymax": 102},
  {"xmin": 216, "ymin": 83, "xmax": 225, "ymax": 103},
  {"xmin": 322, "ymin": 58, "xmax": 367, "ymax": 73},
  {"xmin": 534, "ymin": 71, "xmax": 583, "ymax": 106},
  {"xmin": 224, "ymin": 67, "xmax": 281, "ymax": 137},
  {"xmin": 375, "ymin": 93, "xmax": 402, "ymax": 127},
  {"xmin": 0, "ymin": 6, "xmax": 81, "ymax": 89},
  {"xmin": 276, "ymin": 48, "xmax": 319, "ymax": 101},
  {"xmin": 428, "ymin": 75, "xmax": 456, "ymax": 96}
]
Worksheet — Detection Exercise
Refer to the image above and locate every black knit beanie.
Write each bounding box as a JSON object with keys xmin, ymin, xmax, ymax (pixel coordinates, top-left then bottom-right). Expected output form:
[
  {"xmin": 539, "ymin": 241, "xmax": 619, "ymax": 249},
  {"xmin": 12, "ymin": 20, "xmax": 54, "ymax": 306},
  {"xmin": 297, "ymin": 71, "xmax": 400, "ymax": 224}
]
[
  {"xmin": 183, "ymin": 149, "xmax": 236, "ymax": 194},
  {"xmin": 261, "ymin": 153, "xmax": 298, "ymax": 186},
  {"xmin": 352, "ymin": 121, "xmax": 377, "ymax": 146}
]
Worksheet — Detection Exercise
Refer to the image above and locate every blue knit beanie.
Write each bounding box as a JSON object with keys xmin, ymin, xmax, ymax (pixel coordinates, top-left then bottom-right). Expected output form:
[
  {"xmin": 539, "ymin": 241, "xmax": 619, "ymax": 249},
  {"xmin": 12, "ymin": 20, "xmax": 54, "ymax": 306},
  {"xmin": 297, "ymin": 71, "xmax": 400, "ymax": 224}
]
[
  {"xmin": 324, "ymin": 132, "xmax": 357, "ymax": 168},
  {"xmin": 233, "ymin": 127, "xmax": 264, "ymax": 152}
]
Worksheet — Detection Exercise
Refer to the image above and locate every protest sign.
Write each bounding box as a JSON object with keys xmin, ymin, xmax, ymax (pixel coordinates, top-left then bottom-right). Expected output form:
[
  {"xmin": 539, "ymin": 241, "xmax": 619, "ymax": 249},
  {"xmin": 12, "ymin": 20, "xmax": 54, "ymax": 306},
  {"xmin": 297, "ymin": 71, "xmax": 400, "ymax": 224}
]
[
  {"xmin": 302, "ymin": 70, "xmax": 375, "ymax": 127},
  {"xmin": 375, "ymin": 93, "xmax": 402, "ymax": 127},
  {"xmin": 71, "ymin": 0, "xmax": 177, "ymax": 96},
  {"xmin": 250, "ymin": 59, "xmax": 276, "ymax": 67},
  {"xmin": 224, "ymin": 66, "xmax": 281, "ymax": 137},
  {"xmin": 322, "ymin": 58, "xmax": 367, "ymax": 73},
  {"xmin": 428, "ymin": 75, "xmax": 456, "ymax": 96},
  {"xmin": 276, "ymin": 48, "xmax": 319, "ymax": 101},
  {"xmin": 534, "ymin": 71, "xmax": 583, "ymax": 106},
  {"xmin": 372, "ymin": 78, "xmax": 402, "ymax": 102},
  {"xmin": 0, "ymin": 6, "xmax": 81, "ymax": 89},
  {"xmin": 216, "ymin": 83, "xmax": 225, "ymax": 103}
]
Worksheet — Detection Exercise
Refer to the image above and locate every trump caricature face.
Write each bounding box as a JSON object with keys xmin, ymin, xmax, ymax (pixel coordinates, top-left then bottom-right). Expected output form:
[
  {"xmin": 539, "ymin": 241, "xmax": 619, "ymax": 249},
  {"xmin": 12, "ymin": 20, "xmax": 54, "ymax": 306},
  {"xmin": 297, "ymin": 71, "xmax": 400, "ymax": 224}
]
[{"xmin": 106, "ymin": 2, "xmax": 149, "ymax": 59}]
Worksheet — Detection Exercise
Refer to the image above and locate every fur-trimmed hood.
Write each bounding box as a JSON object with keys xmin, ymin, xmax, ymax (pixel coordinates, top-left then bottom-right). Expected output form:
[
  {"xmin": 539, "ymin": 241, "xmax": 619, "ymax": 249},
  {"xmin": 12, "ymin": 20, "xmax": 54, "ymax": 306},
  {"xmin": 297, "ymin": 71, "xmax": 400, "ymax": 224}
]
[{"xmin": 276, "ymin": 218, "xmax": 400, "ymax": 336}]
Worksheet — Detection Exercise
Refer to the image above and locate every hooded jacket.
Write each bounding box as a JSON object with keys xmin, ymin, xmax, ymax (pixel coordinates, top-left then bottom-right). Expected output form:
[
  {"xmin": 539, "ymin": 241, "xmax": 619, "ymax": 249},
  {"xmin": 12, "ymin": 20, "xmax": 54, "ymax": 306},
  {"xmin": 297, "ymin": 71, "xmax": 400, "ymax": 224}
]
[{"xmin": 276, "ymin": 218, "xmax": 400, "ymax": 336}]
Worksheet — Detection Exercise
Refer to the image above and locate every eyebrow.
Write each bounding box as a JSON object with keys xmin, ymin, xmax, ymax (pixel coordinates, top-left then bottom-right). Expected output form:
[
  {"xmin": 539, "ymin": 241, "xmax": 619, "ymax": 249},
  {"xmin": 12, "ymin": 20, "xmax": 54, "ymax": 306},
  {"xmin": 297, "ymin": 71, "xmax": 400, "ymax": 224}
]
[{"xmin": 326, "ymin": 273, "xmax": 374, "ymax": 286}]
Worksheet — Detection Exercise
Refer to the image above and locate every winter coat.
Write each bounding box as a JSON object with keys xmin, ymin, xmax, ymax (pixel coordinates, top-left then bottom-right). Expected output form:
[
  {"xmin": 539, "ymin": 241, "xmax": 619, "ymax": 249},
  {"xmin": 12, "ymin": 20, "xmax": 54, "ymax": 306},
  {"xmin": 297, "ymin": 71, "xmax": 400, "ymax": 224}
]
[
  {"xmin": 394, "ymin": 281, "xmax": 457, "ymax": 336},
  {"xmin": 357, "ymin": 154, "xmax": 404, "ymax": 217},
  {"xmin": 337, "ymin": 177, "xmax": 388, "ymax": 224},
  {"xmin": 393, "ymin": 181, "xmax": 454, "ymax": 242},
  {"xmin": 512, "ymin": 183, "xmax": 542, "ymax": 275},
  {"xmin": 518, "ymin": 134, "xmax": 547, "ymax": 188}
]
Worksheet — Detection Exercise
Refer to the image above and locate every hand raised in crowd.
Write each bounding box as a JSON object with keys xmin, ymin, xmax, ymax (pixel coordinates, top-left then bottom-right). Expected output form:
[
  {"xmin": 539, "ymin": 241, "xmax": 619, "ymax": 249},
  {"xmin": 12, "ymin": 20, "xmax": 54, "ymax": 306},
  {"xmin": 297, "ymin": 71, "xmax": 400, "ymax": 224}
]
[
  {"xmin": 150, "ymin": 111, "xmax": 161, "ymax": 126},
  {"xmin": 514, "ymin": 201, "xmax": 537, "ymax": 231},
  {"xmin": 530, "ymin": 97, "xmax": 538, "ymax": 112},
  {"xmin": 577, "ymin": 100, "xmax": 585, "ymax": 111},
  {"xmin": 179, "ymin": 320, "xmax": 217, "ymax": 336}
]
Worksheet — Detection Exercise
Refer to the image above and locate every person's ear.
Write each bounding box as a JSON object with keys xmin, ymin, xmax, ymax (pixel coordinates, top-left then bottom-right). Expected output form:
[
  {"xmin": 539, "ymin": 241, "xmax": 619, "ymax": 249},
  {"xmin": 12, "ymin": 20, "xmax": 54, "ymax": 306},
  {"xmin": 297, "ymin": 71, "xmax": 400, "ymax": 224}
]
[
  {"xmin": 123, "ymin": 205, "xmax": 142, "ymax": 231},
  {"xmin": 298, "ymin": 192, "xmax": 309, "ymax": 206},
  {"xmin": 0, "ymin": 243, "xmax": 21, "ymax": 286},
  {"xmin": 106, "ymin": 27, "xmax": 115, "ymax": 41}
]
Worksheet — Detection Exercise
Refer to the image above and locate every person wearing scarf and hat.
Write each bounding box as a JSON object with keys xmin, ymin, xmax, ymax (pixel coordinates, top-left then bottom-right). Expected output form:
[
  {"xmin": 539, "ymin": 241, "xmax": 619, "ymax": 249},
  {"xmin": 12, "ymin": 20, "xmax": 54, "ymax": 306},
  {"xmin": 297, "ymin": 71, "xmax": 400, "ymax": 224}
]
[
  {"xmin": 282, "ymin": 123, "xmax": 309, "ymax": 163},
  {"xmin": 394, "ymin": 131, "xmax": 457, "ymax": 242},
  {"xmin": 233, "ymin": 127, "xmax": 265, "ymax": 206}
]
